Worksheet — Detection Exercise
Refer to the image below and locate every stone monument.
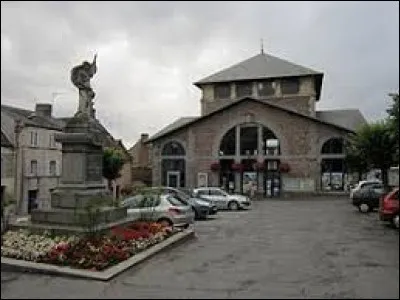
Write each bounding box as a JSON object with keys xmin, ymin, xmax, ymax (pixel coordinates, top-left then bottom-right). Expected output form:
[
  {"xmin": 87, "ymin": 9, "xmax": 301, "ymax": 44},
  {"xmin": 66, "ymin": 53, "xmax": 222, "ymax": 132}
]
[{"xmin": 27, "ymin": 54, "xmax": 128, "ymax": 234}]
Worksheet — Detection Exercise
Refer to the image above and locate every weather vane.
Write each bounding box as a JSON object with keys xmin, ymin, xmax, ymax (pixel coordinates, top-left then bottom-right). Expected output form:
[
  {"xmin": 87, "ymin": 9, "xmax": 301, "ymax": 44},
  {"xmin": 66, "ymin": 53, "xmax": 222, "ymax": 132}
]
[{"xmin": 260, "ymin": 38, "xmax": 264, "ymax": 54}]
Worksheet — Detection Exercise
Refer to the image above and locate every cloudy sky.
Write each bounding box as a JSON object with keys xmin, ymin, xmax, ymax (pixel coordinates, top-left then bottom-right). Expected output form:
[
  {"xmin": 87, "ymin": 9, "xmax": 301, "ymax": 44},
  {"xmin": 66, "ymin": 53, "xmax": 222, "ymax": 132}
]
[{"xmin": 1, "ymin": 1, "xmax": 399, "ymax": 148}]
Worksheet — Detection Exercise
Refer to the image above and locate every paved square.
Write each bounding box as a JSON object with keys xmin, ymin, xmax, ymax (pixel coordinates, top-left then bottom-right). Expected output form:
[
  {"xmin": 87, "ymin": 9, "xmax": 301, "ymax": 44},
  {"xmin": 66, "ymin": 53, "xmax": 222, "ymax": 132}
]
[{"xmin": 2, "ymin": 196, "xmax": 399, "ymax": 299}]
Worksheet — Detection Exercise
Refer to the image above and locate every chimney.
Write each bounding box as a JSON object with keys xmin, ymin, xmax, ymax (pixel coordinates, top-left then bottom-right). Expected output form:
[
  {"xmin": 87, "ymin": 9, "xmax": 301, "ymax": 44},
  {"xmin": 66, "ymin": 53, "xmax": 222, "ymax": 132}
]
[
  {"xmin": 141, "ymin": 133, "xmax": 149, "ymax": 142},
  {"xmin": 35, "ymin": 103, "xmax": 52, "ymax": 118}
]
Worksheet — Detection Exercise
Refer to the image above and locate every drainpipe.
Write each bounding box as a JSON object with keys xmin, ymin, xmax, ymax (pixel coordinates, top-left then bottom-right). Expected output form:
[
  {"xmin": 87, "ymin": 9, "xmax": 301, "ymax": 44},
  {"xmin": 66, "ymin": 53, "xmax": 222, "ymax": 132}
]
[{"xmin": 14, "ymin": 120, "xmax": 24, "ymax": 215}]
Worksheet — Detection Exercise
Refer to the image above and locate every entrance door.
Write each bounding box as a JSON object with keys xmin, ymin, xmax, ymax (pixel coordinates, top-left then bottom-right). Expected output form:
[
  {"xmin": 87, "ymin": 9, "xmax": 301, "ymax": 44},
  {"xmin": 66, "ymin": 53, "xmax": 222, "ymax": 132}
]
[
  {"xmin": 28, "ymin": 190, "xmax": 38, "ymax": 213},
  {"xmin": 167, "ymin": 171, "xmax": 180, "ymax": 188}
]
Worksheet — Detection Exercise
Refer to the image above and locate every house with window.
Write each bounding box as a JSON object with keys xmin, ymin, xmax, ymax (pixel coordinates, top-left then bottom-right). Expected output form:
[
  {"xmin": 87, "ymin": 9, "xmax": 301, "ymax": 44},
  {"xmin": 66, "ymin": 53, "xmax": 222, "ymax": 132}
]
[
  {"xmin": 1, "ymin": 103, "xmax": 132, "ymax": 214},
  {"xmin": 1, "ymin": 104, "xmax": 63, "ymax": 213},
  {"xmin": 128, "ymin": 133, "xmax": 152, "ymax": 188},
  {"xmin": 1, "ymin": 128, "xmax": 15, "ymax": 205},
  {"xmin": 146, "ymin": 51, "xmax": 367, "ymax": 196}
]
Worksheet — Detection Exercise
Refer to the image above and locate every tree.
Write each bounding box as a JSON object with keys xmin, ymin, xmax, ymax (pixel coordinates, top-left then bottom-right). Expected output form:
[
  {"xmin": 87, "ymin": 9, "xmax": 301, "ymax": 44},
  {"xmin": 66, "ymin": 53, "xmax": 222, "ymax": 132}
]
[
  {"xmin": 345, "ymin": 140, "xmax": 368, "ymax": 182},
  {"xmin": 347, "ymin": 121, "xmax": 397, "ymax": 188},
  {"xmin": 386, "ymin": 92, "xmax": 399, "ymax": 164},
  {"xmin": 102, "ymin": 148, "xmax": 125, "ymax": 198}
]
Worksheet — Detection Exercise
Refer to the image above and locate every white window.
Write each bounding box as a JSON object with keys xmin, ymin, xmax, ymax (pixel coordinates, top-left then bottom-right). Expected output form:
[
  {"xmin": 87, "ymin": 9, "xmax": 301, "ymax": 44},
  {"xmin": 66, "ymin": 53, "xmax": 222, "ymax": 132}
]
[
  {"xmin": 281, "ymin": 78, "xmax": 300, "ymax": 94},
  {"xmin": 235, "ymin": 82, "xmax": 253, "ymax": 98},
  {"xmin": 49, "ymin": 161, "xmax": 56, "ymax": 176},
  {"xmin": 214, "ymin": 83, "xmax": 231, "ymax": 100},
  {"xmin": 267, "ymin": 161, "xmax": 278, "ymax": 170},
  {"xmin": 49, "ymin": 134, "xmax": 54, "ymax": 148},
  {"xmin": 30, "ymin": 160, "xmax": 38, "ymax": 175},
  {"xmin": 30, "ymin": 131, "xmax": 38, "ymax": 147}
]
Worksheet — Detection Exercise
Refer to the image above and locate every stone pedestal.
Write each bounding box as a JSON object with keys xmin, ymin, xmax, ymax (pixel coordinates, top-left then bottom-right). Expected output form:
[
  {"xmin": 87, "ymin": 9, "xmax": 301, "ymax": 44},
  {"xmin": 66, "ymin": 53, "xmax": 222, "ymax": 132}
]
[{"xmin": 29, "ymin": 114, "xmax": 128, "ymax": 234}]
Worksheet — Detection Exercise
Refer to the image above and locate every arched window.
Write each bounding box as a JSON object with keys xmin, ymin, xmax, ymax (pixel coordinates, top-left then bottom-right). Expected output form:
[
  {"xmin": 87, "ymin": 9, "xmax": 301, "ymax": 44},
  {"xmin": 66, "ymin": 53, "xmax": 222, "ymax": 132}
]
[
  {"xmin": 219, "ymin": 123, "xmax": 280, "ymax": 156},
  {"xmin": 321, "ymin": 138, "xmax": 344, "ymax": 154},
  {"xmin": 162, "ymin": 141, "xmax": 185, "ymax": 156},
  {"xmin": 219, "ymin": 127, "xmax": 236, "ymax": 156},
  {"xmin": 161, "ymin": 141, "xmax": 186, "ymax": 188}
]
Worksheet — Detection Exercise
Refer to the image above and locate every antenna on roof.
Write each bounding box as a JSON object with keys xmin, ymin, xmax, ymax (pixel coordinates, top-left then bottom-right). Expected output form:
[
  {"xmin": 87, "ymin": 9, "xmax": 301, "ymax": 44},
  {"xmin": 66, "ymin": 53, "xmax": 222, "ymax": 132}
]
[{"xmin": 260, "ymin": 38, "xmax": 264, "ymax": 54}]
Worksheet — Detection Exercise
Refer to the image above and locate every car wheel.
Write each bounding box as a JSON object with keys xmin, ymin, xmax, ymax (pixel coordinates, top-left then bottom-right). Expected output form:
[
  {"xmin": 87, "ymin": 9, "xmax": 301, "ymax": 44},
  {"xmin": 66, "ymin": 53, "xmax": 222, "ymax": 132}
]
[
  {"xmin": 228, "ymin": 201, "xmax": 239, "ymax": 211},
  {"xmin": 192, "ymin": 208, "xmax": 199, "ymax": 220},
  {"xmin": 392, "ymin": 215, "xmax": 400, "ymax": 229},
  {"xmin": 157, "ymin": 218, "xmax": 173, "ymax": 228},
  {"xmin": 358, "ymin": 203, "xmax": 370, "ymax": 213}
]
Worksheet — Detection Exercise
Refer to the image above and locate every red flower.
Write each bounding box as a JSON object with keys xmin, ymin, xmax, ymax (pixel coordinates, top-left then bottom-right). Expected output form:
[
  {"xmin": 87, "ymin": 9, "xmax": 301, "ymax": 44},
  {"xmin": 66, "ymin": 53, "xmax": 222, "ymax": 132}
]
[
  {"xmin": 231, "ymin": 163, "xmax": 244, "ymax": 172},
  {"xmin": 210, "ymin": 162, "xmax": 221, "ymax": 172},
  {"xmin": 254, "ymin": 161, "xmax": 265, "ymax": 171},
  {"xmin": 279, "ymin": 162, "xmax": 290, "ymax": 173}
]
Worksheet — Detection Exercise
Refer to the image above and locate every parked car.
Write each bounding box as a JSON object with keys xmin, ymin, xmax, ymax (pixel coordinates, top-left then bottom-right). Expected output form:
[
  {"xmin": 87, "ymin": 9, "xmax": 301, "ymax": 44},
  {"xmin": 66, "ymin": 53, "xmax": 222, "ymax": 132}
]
[
  {"xmin": 379, "ymin": 187, "xmax": 399, "ymax": 229},
  {"xmin": 121, "ymin": 193, "xmax": 194, "ymax": 228},
  {"xmin": 352, "ymin": 182, "xmax": 385, "ymax": 213},
  {"xmin": 192, "ymin": 187, "xmax": 251, "ymax": 210},
  {"xmin": 350, "ymin": 179, "xmax": 382, "ymax": 199},
  {"xmin": 146, "ymin": 187, "xmax": 218, "ymax": 220}
]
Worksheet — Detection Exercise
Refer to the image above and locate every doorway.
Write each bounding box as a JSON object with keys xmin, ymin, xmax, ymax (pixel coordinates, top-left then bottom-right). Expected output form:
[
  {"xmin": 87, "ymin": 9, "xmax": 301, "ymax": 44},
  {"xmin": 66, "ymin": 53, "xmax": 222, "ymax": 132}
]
[
  {"xmin": 167, "ymin": 171, "xmax": 180, "ymax": 188},
  {"xmin": 28, "ymin": 189, "xmax": 38, "ymax": 213}
]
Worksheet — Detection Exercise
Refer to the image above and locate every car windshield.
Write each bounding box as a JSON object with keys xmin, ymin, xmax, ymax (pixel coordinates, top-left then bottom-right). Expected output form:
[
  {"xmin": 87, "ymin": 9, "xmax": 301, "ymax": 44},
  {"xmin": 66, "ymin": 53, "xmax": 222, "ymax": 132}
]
[
  {"xmin": 166, "ymin": 195, "xmax": 187, "ymax": 206},
  {"xmin": 174, "ymin": 189, "xmax": 190, "ymax": 201},
  {"xmin": 212, "ymin": 189, "xmax": 228, "ymax": 196}
]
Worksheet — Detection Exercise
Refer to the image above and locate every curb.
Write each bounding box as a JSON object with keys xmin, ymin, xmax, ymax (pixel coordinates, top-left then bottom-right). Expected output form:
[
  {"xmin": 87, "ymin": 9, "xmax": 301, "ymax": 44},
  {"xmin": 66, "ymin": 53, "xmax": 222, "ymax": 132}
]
[{"xmin": 1, "ymin": 228, "xmax": 195, "ymax": 281}]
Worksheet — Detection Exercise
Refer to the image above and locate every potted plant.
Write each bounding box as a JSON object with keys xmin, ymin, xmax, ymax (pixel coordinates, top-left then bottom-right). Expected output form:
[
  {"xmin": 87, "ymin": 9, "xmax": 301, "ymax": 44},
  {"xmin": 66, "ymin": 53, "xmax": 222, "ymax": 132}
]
[
  {"xmin": 254, "ymin": 161, "xmax": 265, "ymax": 171},
  {"xmin": 279, "ymin": 162, "xmax": 290, "ymax": 173},
  {"xmin": 210, "ymin": 162, "xmax": 221, "ymax": 172},
  {"xmin": 231, "ymin": 162, "xmax": 244, "ymax": 172}
]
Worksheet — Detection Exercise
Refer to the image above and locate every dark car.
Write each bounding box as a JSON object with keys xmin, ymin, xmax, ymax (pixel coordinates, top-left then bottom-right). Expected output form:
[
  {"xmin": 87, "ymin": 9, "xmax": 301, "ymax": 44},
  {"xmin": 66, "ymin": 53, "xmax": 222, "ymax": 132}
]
[
  {"xmin": 379, "ymin": 187, "xmax": 399, "ymax": 229},
  {"xmin": 352, "ymin": 182, "xmax": 385, "ymax": 213}
]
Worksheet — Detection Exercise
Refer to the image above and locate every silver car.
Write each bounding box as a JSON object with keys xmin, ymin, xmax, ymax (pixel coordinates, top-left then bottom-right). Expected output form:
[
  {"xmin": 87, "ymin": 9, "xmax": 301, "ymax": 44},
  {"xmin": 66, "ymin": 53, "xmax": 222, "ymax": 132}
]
[
  {"xmin": 121, "ymin": 193, "xmax": 195, "ymax": 228},
  {"xmin": 192, "ymin": 187, "xmax": 251, "ymax": 210}
]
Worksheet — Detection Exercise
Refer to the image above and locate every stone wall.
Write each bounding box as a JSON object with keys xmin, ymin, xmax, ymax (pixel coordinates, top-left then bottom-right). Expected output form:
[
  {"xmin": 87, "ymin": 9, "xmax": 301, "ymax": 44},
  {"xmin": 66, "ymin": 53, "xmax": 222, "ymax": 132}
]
[
  {"xmin": 200, "ymin": 76, "xmax": 317, "ymax": 116},
  {"xmin": 152, "ymin": 99, "xmax": 350, "ymax": 193}
]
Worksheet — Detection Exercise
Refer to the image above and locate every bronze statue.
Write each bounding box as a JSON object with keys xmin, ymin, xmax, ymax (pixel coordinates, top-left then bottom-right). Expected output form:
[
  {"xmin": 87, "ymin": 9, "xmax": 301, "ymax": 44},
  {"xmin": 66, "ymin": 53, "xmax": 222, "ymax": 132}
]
[{"xmin": 71, "ymin": 54, "xmax": 97, "ymax": 117}]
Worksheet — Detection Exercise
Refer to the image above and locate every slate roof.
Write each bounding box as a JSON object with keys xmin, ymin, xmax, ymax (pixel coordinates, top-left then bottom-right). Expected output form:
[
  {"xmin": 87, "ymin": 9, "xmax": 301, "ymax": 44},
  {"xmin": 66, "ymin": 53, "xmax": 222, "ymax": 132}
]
[
  {"xmin": 148, "ymin": 117, "xmax": 197, "ymax": 142},
  {"xmin": 1, "ymin": 130, "xmax": 13, "ymax": 148},
  {"xmin": 1, "ymin": 104, "xmax": 122, "ymax": 149},
  {"xmin": 316, "ymin": 109, "xmax": 367, "ymax": 132},
  {"xmin": 1, "ymin": 104, "xmax": 63, "ymax": 131},
  {"xmin": 194, "ymin": 52, "xmax": 324, "ymax": 100},
  {"xmin": 147, "ymin": 97, "xmax": 364, "ymax": 143},
  {"xmin": 195, "ymin": 52, "xmax": 322, "ymax": 83}
]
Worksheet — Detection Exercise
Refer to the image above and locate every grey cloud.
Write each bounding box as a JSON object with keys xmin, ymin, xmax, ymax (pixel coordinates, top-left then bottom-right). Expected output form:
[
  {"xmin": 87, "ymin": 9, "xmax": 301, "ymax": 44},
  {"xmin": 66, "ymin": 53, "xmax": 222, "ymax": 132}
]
[{"xmin": 1, "ymin": 1, "xmax": 399, "ymax": 148}]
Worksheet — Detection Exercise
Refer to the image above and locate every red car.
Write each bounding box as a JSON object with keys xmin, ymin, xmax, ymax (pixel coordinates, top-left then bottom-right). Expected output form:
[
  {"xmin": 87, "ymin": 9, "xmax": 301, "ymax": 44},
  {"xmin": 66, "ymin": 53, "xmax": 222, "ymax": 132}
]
[{"xmin": 379, "ymin": 187, "xmax": 399, "ymax": 229}]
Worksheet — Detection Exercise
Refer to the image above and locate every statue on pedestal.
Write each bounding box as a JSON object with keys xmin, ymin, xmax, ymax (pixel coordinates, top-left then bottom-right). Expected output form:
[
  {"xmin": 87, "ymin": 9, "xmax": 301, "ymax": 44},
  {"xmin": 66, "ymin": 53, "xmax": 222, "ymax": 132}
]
[{"xmin": 70, "ymin": 54, "xmax": 97, "ymax": 118}]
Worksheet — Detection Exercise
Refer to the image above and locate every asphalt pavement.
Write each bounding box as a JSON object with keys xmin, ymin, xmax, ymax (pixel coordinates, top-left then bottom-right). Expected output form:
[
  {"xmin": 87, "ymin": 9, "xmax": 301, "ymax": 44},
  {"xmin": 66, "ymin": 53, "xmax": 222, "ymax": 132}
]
[{"xmin": 1, "ymin": 196, "xmax": 399, "ymax": 299}]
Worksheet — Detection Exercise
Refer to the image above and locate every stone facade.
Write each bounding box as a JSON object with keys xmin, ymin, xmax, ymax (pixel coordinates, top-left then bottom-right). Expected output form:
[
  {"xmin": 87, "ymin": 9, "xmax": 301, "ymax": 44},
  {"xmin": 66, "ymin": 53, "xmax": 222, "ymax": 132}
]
[
  {"xmin": 148, "ymin": 52, "xmax": 364, "ymax": 195},
  {"xmin": 16, "ymin": 125, "xmax": 62, "ymax": 213},
  {"xmin": 151, "ymin": 99, "xmax": 349, "ymax": 194},
  {"xmin": 129, "ymin": 133, "xmax": 152, "ymax": 186},
  {"xmin": 1, "ymin": 103, "xmax": 133, "ymax": 213},
  {"xmin": 200, "ymin": 76, "xmax": 317, "ymax": 116},
  {"xmin": 1, "ymin": 145, "xmax": 15, "ymax": 199}
]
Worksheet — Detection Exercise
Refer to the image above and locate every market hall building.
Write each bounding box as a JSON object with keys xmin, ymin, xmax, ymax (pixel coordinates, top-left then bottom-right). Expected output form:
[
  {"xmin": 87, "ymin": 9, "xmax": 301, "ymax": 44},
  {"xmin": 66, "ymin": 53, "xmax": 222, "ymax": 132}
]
[{"xmin": 146, "ymin": 51, "xmax": 366, "ymax": 197}]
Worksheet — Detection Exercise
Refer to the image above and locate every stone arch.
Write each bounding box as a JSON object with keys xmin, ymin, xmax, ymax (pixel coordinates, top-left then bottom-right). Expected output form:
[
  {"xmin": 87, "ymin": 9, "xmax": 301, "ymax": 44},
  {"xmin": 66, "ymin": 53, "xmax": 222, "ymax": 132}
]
[
  {"xmin": 161, "ymin": 140, "xmax": 186, "ymax": 156},
  {"xmin": 319, "ymin": 136, "xmax": 347, "ymax": 191},
  {"xmin": 160, "ymin": 139, "xmax": 186, "ymax": 188},
  {"xmin": 212, "ymin": 115, "xmax": 286, "ymax": 157},
  {"xmin": 320, "ymin": 137, "xmax": 345, "ymax": 154}
]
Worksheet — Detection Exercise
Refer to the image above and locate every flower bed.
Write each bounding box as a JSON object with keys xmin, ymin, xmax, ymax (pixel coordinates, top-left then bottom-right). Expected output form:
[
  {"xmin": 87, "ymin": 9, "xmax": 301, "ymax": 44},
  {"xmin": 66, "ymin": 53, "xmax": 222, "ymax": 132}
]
[{"xmin": 1, "ymin": 222, "xmax": 180, "ymax": 271}]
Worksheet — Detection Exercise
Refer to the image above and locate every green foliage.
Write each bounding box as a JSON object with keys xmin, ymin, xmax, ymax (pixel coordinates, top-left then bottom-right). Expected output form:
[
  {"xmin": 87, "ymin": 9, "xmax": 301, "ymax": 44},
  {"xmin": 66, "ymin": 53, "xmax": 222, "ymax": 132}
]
[
  {"xmin": 74, "ymin": 196, "xmax": 115, "ymax": 238},
  {"xmin": 347, "ymin": 121, "xmax": 397, "ymax": 187},
  {"xmin": 102, "ymin": 148, "xmax": 125, "ymax": 182},
  {"xmin": 345, "ymin": 140, "xmax": 368, "ymax": 180},
  {"xmin": 386, "ymin": 93, "xmax": 399, "ymax": 163}
]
